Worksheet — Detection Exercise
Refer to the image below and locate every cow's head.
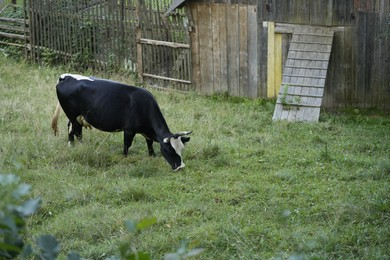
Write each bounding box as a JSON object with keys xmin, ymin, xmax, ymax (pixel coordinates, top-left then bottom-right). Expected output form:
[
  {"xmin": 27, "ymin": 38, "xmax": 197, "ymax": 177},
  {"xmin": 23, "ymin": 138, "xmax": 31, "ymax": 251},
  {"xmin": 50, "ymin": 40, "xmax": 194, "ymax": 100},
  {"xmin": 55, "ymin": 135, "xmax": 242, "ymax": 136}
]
[{"xmin": 160, "ymin": 131, "xmax": 192, "ymax": 171}]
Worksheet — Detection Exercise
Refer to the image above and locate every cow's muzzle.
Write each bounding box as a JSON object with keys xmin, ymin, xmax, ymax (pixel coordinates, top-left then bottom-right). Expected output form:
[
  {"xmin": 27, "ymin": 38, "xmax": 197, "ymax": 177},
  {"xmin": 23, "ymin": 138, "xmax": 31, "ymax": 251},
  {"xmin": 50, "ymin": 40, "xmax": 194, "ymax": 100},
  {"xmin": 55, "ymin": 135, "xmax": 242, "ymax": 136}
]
[{"xmin": 173, "ymin": 162, "xmax": 185, "ymax": 171}]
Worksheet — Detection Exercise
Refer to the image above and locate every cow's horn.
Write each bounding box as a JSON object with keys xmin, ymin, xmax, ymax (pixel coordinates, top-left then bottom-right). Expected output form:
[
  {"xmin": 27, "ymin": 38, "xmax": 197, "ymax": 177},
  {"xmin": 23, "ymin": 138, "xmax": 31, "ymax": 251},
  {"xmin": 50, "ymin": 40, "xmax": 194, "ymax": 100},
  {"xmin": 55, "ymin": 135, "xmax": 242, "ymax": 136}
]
[
  {"xmin": 178, "ymin": 131, "xmax": 193, "ymax": 136},
  {"xmin": 163, "ymin": 131, "xmax": 192, "ymax": 143}
]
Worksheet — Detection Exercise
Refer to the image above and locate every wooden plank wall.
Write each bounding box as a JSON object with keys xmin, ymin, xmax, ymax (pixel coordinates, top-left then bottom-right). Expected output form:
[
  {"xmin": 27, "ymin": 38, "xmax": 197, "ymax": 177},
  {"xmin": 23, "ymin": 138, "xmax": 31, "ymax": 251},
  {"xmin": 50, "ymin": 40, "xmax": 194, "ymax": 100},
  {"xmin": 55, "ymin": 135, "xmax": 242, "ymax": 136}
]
[
  {"xmin": 259, "ymin": 0, "xmax": 390, "ymax": 110},
  {"xmin": 188, "ymin": 2, "xmax": 259, "ymax": 98}
]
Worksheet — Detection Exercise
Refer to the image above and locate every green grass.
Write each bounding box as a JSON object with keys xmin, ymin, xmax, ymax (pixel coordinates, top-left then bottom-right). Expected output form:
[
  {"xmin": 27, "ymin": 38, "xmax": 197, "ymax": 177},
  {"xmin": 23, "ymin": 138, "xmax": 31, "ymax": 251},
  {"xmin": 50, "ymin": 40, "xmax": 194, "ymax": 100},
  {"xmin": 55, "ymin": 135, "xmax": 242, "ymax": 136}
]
[{"xmin": 0, "ymin": 53, "xmax": 389, "ymax": 259}]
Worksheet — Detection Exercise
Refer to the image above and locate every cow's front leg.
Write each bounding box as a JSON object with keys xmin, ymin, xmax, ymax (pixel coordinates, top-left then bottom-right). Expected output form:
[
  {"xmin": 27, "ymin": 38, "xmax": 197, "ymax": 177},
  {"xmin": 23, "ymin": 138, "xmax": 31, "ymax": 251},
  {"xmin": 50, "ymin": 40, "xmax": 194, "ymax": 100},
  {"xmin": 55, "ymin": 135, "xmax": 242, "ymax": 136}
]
[
  {"xmin": 145, "ymin": 138, "xmax": 155, "ymax": 156},
  {"xmin": 123, "ymin": 131, "xmax": 135, "ymax": 156},
  {"xmin": 67, "ymin": 120, "xmax": 83, "ymax": 145}
]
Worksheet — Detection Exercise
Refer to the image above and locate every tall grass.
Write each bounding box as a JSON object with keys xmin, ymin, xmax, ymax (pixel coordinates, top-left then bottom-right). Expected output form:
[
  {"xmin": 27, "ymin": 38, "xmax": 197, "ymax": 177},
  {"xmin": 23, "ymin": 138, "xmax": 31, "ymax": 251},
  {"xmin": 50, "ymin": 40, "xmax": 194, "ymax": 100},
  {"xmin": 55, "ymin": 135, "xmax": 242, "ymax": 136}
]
[{"xmin": 0, "ymin": 54, "xmax": 389, "ymax": 259}]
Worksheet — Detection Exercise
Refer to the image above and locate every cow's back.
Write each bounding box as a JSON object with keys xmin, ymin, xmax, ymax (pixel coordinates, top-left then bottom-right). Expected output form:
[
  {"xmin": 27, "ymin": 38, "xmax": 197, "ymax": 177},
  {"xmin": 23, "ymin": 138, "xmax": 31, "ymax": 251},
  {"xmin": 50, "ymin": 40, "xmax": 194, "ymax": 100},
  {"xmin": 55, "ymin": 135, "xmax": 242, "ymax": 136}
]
[{"xmin": 56, "ymin": 75, "xmax": 158, "ymax": 132}]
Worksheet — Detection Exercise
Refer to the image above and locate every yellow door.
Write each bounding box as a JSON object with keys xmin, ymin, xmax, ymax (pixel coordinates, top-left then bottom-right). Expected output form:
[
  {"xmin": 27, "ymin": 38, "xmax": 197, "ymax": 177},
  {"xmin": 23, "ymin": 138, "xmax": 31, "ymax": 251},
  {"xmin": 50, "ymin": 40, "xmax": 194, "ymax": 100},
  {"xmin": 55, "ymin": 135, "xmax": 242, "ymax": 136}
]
[{"xmin": 267, "ymin": 22, "xmax": 283, "ymax": 98}]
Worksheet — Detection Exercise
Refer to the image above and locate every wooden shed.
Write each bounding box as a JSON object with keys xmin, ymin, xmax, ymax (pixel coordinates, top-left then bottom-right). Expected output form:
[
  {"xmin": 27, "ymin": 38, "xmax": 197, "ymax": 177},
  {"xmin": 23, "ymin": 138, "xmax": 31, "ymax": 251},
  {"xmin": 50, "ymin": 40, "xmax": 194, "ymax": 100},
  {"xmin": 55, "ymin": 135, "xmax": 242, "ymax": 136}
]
[{"xmin": 166, "ymin": 0, "xmax": 390, "ymax": 112}]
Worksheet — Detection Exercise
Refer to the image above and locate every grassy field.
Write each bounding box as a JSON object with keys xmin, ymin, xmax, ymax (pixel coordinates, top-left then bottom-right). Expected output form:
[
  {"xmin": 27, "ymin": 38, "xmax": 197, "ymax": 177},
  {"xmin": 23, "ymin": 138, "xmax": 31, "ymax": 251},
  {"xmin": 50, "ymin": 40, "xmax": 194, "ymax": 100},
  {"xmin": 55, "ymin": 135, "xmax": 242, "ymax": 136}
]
[{"xmin": 0, "ymin": 53, "xmax": 389, "ymax": 259}]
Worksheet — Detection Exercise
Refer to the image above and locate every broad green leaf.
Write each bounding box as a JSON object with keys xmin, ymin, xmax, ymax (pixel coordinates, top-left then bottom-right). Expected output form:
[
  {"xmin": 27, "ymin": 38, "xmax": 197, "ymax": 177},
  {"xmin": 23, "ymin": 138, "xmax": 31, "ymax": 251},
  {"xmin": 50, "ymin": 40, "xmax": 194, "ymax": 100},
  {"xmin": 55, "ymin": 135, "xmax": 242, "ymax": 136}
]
[
  {"xmin": 119, "ymin": 242, "xmax": 132, "ymax": 258},
  {"xmin": 0, "ymin": 174, "xmax": 19, "ymax": 185},
  {"xmin": 164, "ymin": 253, "xmax": 180, "ymax": 260},
  {"xmin": 67, "ymin": 251, "xmax": 81, "ymax": 260},
  {"xmin": 124, "ymin": 220, "xmax": 137, "ymax": 234},
  {"xmin": 36, "ymin": 235, "xmax": 60, "ymax": 259},
  {"xmin": 0, "ymin": 242, "xmax": 22, "ymax": 255},
  {"xmin": 12, "ymin": 183, "xmax": 31, "ymax": 200},
  {"xmin": 127, "ymin": 251, "xmax": 150, "ymax": 260},
  {"xmin": 136, "ymin": 217, "xmax": 157, "ymax": 231},
  {"xmin": 0, "ymin": 215, "xmax": 19, "ymax": 233},
  {"xmin": 17, "ymin": 198, "xmax": 41, "ymax": 217},
  {"xmin": 184, "ymin": 248, "xmax": 205, "ymax": 258},
  {"xmin": 21, "ymin": 244, "xmax": 33, "ymax": 258}
]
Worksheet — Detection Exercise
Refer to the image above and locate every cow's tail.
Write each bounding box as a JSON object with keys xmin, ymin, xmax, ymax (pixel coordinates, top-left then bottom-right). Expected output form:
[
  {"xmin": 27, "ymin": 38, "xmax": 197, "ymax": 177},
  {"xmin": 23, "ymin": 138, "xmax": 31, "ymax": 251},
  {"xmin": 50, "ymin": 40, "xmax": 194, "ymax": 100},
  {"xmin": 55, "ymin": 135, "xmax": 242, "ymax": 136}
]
[{"xmin": 51, "ymin": 101, "xmax": 61, "ymax": 136}]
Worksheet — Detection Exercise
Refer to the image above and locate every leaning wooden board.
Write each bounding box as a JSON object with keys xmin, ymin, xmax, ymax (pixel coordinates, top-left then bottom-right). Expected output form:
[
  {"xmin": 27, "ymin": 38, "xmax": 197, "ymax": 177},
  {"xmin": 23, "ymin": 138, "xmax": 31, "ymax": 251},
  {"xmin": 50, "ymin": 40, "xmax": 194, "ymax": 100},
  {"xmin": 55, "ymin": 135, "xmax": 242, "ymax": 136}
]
[{"xmin": 273, "ymin": 26, "xmax": 334, "ymax": 122}]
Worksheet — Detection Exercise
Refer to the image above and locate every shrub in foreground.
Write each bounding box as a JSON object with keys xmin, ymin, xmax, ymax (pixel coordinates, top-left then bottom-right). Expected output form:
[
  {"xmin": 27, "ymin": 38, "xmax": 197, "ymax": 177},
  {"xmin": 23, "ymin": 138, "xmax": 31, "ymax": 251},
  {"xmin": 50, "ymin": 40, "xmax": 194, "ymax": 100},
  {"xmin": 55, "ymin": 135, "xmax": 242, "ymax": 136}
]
[{"xmin": 0, "ymin": 173, "xmax": 203, "ymax": 259}]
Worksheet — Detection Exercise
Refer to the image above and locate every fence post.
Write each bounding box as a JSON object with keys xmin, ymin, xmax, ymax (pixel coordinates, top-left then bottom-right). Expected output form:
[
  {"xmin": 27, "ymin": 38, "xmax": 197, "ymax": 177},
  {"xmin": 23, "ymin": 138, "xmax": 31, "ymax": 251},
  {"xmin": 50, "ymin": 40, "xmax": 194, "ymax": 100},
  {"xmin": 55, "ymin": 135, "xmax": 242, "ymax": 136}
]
[{"xmin": 136, "ymin": 0, "xmax": 143, "ymax": 83}]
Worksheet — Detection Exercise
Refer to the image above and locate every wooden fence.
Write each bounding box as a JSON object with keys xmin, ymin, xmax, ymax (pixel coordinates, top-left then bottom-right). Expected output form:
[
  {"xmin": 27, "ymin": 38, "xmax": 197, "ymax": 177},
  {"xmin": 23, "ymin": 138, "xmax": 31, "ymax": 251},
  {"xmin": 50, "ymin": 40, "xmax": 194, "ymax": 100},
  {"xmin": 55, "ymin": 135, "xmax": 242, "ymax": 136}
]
[
  {"xmin": 27, "ymin": 0, "xmax": 191, "ymax": 89},
  {"xmin": 28, "ymin": 0, "xmax": 137, "ymax": 70},
  {"xmin": 0, "ymin": 0, "xmax": 28, "ymax": 49},
  {"xmin": 138, "ymin": 0, "xmax": 192, "ymax": 90}
]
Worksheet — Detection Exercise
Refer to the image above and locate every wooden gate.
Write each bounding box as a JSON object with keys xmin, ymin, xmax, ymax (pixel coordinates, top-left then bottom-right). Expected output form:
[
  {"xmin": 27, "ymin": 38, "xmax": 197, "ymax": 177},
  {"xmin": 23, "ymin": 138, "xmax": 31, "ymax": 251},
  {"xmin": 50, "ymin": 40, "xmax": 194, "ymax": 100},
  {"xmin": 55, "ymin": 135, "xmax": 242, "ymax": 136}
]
[{"xmin": 137, "ymin": 0, "xmax": 192, "ymax": 91}]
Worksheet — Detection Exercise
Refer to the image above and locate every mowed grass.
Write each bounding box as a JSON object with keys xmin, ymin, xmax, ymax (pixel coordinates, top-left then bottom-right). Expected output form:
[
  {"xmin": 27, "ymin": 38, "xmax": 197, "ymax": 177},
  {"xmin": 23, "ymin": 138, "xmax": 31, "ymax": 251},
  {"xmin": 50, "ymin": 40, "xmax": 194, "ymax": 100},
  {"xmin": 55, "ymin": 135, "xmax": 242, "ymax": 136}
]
[{"xmin": 0, "ymin": 54, "xmax": 389, "ymax": 259}]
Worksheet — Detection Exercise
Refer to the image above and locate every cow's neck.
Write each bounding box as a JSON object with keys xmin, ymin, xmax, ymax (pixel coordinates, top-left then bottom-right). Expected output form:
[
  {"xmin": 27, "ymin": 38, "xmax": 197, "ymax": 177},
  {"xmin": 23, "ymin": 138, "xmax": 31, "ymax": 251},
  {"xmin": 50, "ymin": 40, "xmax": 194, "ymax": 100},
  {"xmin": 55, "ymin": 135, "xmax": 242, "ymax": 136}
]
[{"xmin": 151, "ymin": 114, "xmax": 172, "ymax": 142}]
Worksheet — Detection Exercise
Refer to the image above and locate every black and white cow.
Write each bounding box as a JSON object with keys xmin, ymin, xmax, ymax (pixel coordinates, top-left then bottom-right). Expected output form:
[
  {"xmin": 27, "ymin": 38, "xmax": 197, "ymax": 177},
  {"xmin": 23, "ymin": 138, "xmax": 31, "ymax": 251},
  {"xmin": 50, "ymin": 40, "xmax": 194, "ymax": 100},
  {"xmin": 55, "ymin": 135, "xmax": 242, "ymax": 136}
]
[{"xmin": 51, "ymin": 74, "xmax": 192, "ymax": 171}]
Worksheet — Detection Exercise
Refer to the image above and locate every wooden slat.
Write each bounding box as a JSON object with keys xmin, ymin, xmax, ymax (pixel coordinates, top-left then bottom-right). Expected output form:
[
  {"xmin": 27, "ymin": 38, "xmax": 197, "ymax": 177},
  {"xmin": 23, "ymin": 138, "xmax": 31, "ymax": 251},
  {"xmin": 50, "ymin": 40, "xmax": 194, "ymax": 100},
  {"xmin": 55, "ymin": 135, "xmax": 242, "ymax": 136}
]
[
  {"xmin": 140, "ymin": 38, "xmax": 189, "ymax": 48},
  {"xmin": 211, "ymin": 3, "xmax": 222, "ymax": 94},
  {"xmin": 0, "ymin": 17, "xmax": 27, "ymax": 24},
  {"xmin": 143, "ymin": 73, "xmax": 191, "ymax": 84},
  {"xmin": 198, "ymin": 3, "xmax": 213, "ymax": 94},
  {"xmin": 227, "ymin": 4, "xmax": 239, "ymax": 96},
  {"xmin": 283, "ymin": 74, "xmax": 327, "ymax": 79},
  {"xmin": 285, "ymin": 65, "xmax": 327, "ymax": 70},
  {"xmin": 0, "ymin": 31, "xmax": 28, "ymax": 40},
  {"xmin": 247, "ymin": 5, "xmax": 258, "ymax": 98},
  {"xmin": 239, "ymin": 4, "xmax": 249, "ymax": 97}
]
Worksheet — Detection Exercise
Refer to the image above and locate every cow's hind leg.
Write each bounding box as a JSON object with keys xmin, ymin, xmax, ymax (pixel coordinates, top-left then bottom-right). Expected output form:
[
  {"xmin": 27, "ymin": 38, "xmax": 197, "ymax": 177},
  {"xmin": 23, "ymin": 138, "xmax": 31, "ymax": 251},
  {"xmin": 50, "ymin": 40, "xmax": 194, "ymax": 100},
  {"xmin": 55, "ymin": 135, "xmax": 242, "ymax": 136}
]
[
  {"xmin": 146, "ymin": 138, "xmax": 156, "ymax": 156},
  {"xmin": 68, "ymin": 120, "xmax": 83, "ymax": 145},
  {"xmin": 123, "ymin": 131, "xmax": 135, "ymax": 156}
]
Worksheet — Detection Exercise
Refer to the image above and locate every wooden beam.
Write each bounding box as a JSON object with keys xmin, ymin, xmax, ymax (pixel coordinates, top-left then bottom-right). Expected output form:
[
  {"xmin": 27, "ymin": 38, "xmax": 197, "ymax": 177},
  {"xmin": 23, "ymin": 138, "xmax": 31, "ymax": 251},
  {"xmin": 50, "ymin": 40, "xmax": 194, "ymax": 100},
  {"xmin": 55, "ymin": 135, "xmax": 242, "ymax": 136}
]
[
  {"xmin": 139, "ymin": 38, "xmax": 190, "ymax": 49},
  {"xmin": 0, "ymin": 17, "xmax": 28, "ymax": 24},
  {"xmin": 0, "ymin": 31, "xmax": 29, "ymax": 40},
  {"xmin": 0, "ymin": 24, "xmax": 28, "ymax": 32},
  {"xmin": 143, "ymin": 73, "xmax": 191, "ymax": 84},
  {"xmin": 136, "ymin": 0, "xmax": 143, "ymax": 83}
]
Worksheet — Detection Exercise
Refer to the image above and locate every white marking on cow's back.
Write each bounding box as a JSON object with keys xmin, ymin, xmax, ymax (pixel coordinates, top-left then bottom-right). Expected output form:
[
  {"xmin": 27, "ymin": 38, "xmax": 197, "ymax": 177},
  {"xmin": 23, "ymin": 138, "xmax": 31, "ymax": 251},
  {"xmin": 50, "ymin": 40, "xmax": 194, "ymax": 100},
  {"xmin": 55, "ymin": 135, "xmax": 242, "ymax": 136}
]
[{"xmin": 60, "ymin": 73, "xmax": 94, "ymax": 81}]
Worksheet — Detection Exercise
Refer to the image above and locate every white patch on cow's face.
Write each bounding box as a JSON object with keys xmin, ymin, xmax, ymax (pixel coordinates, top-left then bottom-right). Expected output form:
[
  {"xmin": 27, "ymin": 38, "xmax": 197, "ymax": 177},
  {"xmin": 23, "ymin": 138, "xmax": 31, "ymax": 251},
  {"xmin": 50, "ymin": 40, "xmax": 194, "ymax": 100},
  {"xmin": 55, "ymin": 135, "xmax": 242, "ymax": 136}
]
[
  {"xmin": 60, "ymin": 73, "xmax": 94, "ymax": 81},
  {"xmin": 170, "ymin": 136, "xmax": 185, "ymax": 157}
]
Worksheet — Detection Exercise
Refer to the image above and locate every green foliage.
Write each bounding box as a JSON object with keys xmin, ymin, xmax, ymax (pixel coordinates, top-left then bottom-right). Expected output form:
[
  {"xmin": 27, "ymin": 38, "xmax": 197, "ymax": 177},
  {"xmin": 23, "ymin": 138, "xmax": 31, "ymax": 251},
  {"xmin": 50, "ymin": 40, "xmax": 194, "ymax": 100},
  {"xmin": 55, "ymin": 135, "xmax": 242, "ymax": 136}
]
[
  {"xmin": 0, "ymin": 173, "xmax": 41, "ymax": 258},
  {"xmin": 0, "ymin": 174, "xmax": 203, "ymax": 259}
]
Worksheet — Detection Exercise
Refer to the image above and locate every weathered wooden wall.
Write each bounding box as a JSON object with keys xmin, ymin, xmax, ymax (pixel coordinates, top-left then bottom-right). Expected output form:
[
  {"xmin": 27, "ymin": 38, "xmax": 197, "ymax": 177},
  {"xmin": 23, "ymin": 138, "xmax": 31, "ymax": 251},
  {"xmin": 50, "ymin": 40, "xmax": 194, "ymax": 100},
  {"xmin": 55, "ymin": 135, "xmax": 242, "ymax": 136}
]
[
  {"xmin": 187, "ymin": 0, "xmax": 389, "ymax": 109},
  {"xmin": 260, "ymin": 0, "xmax": 390, "ymax": 110},
  {"xmin": 188, "ymin": 2, "xmax": 259, "ymax": 97}
]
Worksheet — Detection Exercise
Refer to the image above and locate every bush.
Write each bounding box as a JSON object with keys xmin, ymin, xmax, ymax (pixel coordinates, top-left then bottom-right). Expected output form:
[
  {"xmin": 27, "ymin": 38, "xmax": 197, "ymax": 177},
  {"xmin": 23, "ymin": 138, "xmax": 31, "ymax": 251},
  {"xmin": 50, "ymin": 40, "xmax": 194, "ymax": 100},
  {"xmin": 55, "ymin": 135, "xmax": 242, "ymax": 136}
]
[
  {"xmin": 0, "ymin": 173, "xmax": 204, "ymax": 259},
  {"xmin": 0, "ymin": 173, "xmax": 42, "ymax": 258}
]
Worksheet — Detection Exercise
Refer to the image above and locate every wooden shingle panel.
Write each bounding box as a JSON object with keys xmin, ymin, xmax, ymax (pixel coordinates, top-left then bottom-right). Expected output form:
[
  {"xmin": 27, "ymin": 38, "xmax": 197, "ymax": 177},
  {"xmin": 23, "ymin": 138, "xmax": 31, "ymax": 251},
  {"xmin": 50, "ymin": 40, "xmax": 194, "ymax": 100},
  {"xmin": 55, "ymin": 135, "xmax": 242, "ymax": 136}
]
[{"xmin": 273, "ymin": 26, "xmax": 334, "ymax": 122}]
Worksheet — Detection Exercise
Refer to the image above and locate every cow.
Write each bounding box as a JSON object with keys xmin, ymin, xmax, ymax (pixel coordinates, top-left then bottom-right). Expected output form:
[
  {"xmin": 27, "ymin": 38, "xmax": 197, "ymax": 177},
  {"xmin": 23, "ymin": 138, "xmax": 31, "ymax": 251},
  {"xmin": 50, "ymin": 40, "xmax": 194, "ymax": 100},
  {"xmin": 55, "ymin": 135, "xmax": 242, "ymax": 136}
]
[{"xmin": 51, "ymin": 74, "xmax": 192, "ymax": 171}]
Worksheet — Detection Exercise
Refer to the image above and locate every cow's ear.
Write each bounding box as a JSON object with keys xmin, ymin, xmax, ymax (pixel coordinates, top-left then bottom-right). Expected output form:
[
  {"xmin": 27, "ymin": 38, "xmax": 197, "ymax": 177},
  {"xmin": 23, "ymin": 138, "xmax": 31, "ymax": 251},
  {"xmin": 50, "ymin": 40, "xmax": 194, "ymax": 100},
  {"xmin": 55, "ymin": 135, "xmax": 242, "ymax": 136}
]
[{"xmin": 181, "ymin": 136, "xmax": 190, "ymax": 144}]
